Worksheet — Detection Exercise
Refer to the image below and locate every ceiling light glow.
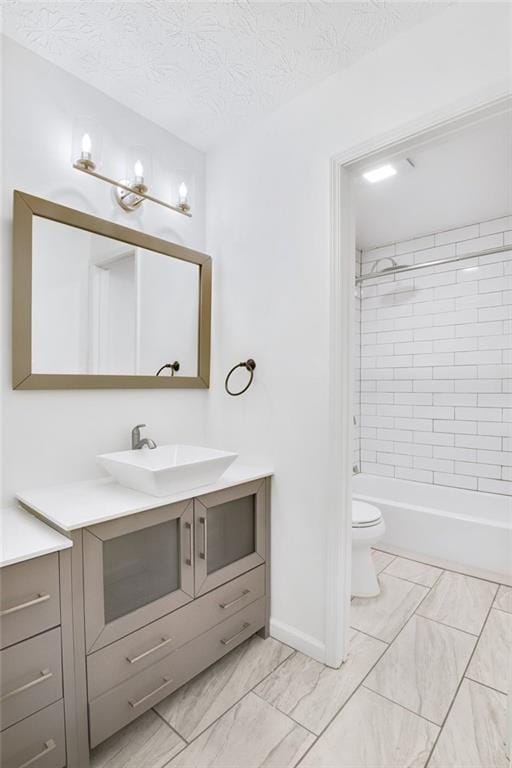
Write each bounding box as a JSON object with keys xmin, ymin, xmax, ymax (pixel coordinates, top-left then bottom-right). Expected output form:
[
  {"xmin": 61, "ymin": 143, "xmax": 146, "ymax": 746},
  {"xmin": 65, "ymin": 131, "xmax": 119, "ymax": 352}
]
[{"xmin": 363, "ymin": 164, "xmax": 397, "ymax": 183}]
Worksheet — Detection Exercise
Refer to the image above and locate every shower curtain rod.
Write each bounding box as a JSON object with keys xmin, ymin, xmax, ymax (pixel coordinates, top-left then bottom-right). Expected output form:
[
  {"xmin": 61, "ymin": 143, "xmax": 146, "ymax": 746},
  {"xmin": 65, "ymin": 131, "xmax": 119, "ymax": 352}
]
[{"xmin": 356, "ymin": 243, "xmax": 511, "ymax": 283}]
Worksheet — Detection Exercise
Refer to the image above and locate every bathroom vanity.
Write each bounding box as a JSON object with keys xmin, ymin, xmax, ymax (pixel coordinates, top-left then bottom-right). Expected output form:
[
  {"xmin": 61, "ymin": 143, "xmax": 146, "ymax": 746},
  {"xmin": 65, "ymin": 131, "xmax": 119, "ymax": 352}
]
[{"xmin": 15, "ymin": 465, "xmax": 272, "ymax": 768}]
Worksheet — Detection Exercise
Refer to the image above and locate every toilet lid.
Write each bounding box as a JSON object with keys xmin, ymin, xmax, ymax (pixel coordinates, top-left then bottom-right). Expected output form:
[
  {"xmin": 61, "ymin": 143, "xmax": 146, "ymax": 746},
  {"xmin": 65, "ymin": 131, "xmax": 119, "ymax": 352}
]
[{"xmin": 352, "ymin": 500, "xmax": 382, "ymax": 527}]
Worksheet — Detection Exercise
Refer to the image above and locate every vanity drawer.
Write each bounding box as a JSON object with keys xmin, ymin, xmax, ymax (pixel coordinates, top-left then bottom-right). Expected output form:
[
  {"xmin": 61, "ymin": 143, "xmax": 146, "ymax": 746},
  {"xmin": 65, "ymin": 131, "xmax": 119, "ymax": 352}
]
[
  {"xmin": 89, "ymin": 596, "xmax": 266, "ymax": 747},
  {"xmin": 0, "ymin": 554, "xmax": 60, "ymax": 649},
  {"xmin": 87, "ymin": 564, "xmax": 265, "ymax": 700},
  {"xmin": 0, "ymin": 699, "xmax": 66, "ymax": 768},
  {"xmin": 0, "ymin": 627, "xmax": 63, "ymax": 731}
]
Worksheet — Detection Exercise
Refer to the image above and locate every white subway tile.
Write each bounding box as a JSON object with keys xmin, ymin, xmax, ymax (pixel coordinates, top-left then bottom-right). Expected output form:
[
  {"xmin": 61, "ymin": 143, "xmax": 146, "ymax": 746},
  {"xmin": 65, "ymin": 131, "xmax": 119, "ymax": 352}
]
[
  {"xmin": 503, "ymin": 381, "xmax": 512, "ymax": 393},
  {"xmin": 456, "ymin": 321, "xmax": 503, "ymax": 338},
  {"xmin": 361, "ymin": 403, "xmax": 377, "ymax": 416},
  {"xmin": 478, "ymin": 364, "xmax": 512, "ymax": 378},
  {"xmin": 360, "ymin": 462, "xmax": 395, "ymax": 478},
  {"xmin": 394, "ymin": 341, "xmax": 432, "ymax": 355},
  {"xmin": 436, "ymin": 224, "xmax": 479, "ymax": 245},
  {"xmin": 433, "ymin": 393, "xmax": 477, "ymax": 406},
  {"xmin": 477, "ymin": 335, "xmax": 511, "ymax": 350},
  {"xmin": 377, "ymin": 305, "xmax": 412, "ymax": 320},
  {"xmin": 479, "ymin": 275, "xmax": 512, "ymax": 293},
  {"xmin": 457, "ymin": 262, "xmax": 503, "ymax": 283},
  {"xmin": 478, "ymin": 478, "xmax": 512, "ymax": 494},
  {"xmin": 433, "ymin": 310, "xmax": 478, "ymax": 326},
  {"xmin": 414, "ymin": 353, "xmax": 454, "ymax": 366},
  {"xmin": 414, "ymin": 326, "xmax": 455, "ymax": 341},
  {"xmin": 396, "ymin": 467, "xmax": 433, "ymax": 483},
  {"xmin": 360, "ymin": 450, "xmax": 377, "ymax": 462},
  {"xmin": 395, "ymin": 235, "xmax": 435, "ymax": 255},
  {"xmin": 434, "ymin": 338, "xmax": 477, "ymax": 353},
  {"xmin": 434, "ymin": 446, "xmax": 477, "ymax": 462},
  {"xmin": 377, "ymin": 381, "xmax": 413, "ymax": 392},
  {"xmin": 414, "ymin": 380, "xmax": 454, "ymax": 393},
  {"xmin": 414, "ymin": 405, "xmax": 454, "ymax": 419},
  {"xmin": 454, "ymin": 350, "xmax": 502, "ymax": 365},
  {"xmin": 478, "ymin": 305, "xmax": 512, "ymax": 322},
  {"xmin": 505, "ymin": 231, "xmax": 512, "ymax": 246},
  {"xmin": 476, "ymin": 450, "xmax": 512, "ymax": 467},
  {"xmin": 363, "ymin": 319, "xmax": 394, "ymax": 333},
  {"xmin": 361, "ymin": 392, "xmax": 394, "ymax": 405},
  {"xmin": 395, "ymin": 442, "xmax": 432, "ymax": 457},
  {"xmin": 456, "ymin": 292, "xmax": 503, "ymax": 310},
  {"xmin": 394, "ymin": 315, "xmax": 433, "ymax": 330},
  {"xmin": 398, "ymin": 393, "xmax": 433, "ymax": 405},
  {"xmin": 454, "ymin": 379, "xmax": 501, "ymax": 393},
  {"xmin": 395, "ymin": 367, "xmax": 433, "ymax": 380},
  {"xmin": 361, "ymin": 368, "xmax": 394, "ymax": 380},
  {"xmin": 434, "ymin": 420, "xmax": 477, "ymax": 434},
  {"xmin": 434, "ymin": 282, "xmax": 478, "ymax": 300},
  {"xmin": 414, "ymin": 243, "xmax": 456, "ymax": 263},
  {"xmin": 362, "ymin": 344, "xmax": 394, "ymax": 357},
  {"xmin": 503, "ymin": 350, "xmax": 512, "ymax": 364},
  {"xmin": 377, "ymin": 279, "xmax": 415, "ymax": 297},
  {"xmin": 361, "ymin": 381, "xmax": 377, "ymax": 392},
  {"xmin": 361, "ymin": 415, "xmax": 394, "ymax": 428},
  {"xmin": 364, "ymin": 439, "xmax": 394, "ymax": 453},
  {"xmin": 456, "ymin": 233, "xmax": 503, "ymax": 256},
  {"xmin": 414, "ymin": 298, "xmax": 455, "ymax": 316},
  {"xmin": 455, "ymin": 461, "xmax": 501, "ymax": 479},
  {"xmin": 434, "ymin": 472, "xmax": 477, "ymax": 490},
  {"xmin": 478, "ymin": 422, "xmax": 512, "ymax": 437},
  {"xmin": 414, "ymin": 431, "xmax": 454, "ymax": 446},
  {"xmin": 377, "ymin": 404, "xmax": 414, "ymax": 417},
  {"xmin": 456, "ymin": 434, "xmax": 502, "ymax": 450},
  {"xmin": 376, "ymin": 329, "xmax": 413, "ymax": 344},
  {"xmin": 455, "ymin": 407, "xmax": 501, "ymax": 422},
  {"xmin": 478, "ymin": 393, "xmax": 512, "ymax": 407},
  {"xmin": 479, "ymin": 216, "xmax": 512, "ymax": 235},
  {"xmin": 362, "ymin": 244, "xmax": 396, "ymax": 262},
  {"xmin": 504, "ymin": 438, "xmax": 512, "ymax": 451},
  {"xmin": 377, "ymin": 355, "xmax": 413, "ymax": 368},
  {"xmin": 414, "ymin": 271, "xmax": 456, "ymax": 290},
  {"xmin": 414, "ymin": 456, "xmax": 454, "ymax": 473},
  {"xmin": 377, "ymin": 428, "xmax": 413, "ymax": 442},
  {"xmin": 395, "ymin": 417, "xmax": 433, "ymax": 432},
  {"xmin": 377, "ymin": 452, "xmax": 413, "ymax": 468},
  {"xmin": 434, "ymin": 366, "xmax": 477, "ymax": 379},
  {"xmin": 360, "ymin": 427, "xmax": 377, "ymax": 439}
]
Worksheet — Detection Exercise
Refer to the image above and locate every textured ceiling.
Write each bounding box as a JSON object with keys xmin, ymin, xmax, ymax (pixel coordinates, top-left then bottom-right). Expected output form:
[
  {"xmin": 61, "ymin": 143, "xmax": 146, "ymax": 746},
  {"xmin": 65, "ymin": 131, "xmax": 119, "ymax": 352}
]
[{"xmin": 2, "ymin": 1, "xmax": 449, "ymax": 149}]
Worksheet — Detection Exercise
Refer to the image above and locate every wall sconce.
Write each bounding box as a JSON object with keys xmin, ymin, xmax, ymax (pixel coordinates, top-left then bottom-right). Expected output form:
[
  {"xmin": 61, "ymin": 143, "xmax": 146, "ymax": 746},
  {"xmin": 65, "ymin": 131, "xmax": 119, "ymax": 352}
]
[{"xmin": 72, "ymin": 119, "xmax": 192, "ymax": 217}]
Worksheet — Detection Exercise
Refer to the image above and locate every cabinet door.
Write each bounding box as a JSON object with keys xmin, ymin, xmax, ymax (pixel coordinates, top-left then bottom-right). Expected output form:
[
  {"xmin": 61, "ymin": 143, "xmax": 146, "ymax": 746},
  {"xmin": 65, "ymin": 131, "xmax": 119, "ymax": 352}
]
[
  {"xmin": 194, "ymin": 480, "xmax": 265, "ymax": 596},
  {"xmin": 83, "ymin": 501, "xmax": 194, "ymax": 652}
]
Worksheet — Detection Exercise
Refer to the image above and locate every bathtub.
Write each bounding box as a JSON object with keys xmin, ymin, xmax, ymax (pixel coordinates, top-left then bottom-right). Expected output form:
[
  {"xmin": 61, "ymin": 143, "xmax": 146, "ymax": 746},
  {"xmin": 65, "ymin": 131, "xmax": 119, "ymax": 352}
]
[{"xmin": 353, "ymin": 474, "xmax": 512, "ymax": 579}]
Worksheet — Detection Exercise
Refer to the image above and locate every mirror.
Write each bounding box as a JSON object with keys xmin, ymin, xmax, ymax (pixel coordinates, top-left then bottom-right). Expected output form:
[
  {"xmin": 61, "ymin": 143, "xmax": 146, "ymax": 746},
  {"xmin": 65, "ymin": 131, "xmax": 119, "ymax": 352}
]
[{"xmin": 13, "ymin": 191, "xmax": 211, "ymax": 389}]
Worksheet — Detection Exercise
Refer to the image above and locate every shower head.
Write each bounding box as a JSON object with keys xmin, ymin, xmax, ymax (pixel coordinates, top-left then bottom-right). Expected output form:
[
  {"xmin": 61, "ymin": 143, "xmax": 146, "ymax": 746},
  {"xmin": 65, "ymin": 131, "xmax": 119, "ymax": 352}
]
[{"xmin": 369, "ymin": 256, "xmax": 398, "ymax": 274}]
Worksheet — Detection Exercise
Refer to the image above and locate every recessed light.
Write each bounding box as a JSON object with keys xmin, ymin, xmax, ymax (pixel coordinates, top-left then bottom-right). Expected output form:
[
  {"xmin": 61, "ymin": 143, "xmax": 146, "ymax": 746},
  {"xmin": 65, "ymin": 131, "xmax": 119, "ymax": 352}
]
[{"xmin": 363, "ymin": 164, "xmax": 397, "ymax": 183}]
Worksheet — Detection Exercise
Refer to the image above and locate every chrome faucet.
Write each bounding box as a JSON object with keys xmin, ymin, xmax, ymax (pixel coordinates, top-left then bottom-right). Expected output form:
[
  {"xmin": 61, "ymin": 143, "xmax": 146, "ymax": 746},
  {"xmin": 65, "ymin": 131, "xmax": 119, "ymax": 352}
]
[{"xmin": 131, "ymin": 424, "xmax": 157, "ymax": 450}]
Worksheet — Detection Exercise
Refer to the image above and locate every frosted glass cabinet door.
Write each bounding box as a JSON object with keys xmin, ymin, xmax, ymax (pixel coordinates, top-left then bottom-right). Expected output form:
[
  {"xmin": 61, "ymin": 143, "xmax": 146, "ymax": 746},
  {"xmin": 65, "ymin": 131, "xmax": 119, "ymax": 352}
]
[
  {"xmin": 83, "ymin": 501, "xmax": 194, "ymax": 652},
  {"xmin": 194, "ymin": 480, "xmax": 266, "ymax": 596}
]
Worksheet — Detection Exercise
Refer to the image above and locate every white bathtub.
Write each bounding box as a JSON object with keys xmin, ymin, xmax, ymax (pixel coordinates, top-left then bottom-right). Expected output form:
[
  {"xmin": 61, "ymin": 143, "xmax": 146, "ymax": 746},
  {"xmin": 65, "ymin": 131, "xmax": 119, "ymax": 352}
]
[{"xmin": 353, "ymin": 474, "xmax": 512, "ymax": 579}]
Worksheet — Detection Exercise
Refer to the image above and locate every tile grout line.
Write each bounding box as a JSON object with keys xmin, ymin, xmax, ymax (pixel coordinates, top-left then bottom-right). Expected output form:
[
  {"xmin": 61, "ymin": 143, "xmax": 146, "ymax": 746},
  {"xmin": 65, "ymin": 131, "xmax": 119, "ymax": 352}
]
[
  {"xmin": 359, "ymin": 683, "xmax": 442, "ymax": 729},
  {"xmin": 423, "ymin": 583, "xmax": 499, "ymax": 768},
  {"xmin": 463, "ymin": 674, "xmax": 509, "ymax": 697}
]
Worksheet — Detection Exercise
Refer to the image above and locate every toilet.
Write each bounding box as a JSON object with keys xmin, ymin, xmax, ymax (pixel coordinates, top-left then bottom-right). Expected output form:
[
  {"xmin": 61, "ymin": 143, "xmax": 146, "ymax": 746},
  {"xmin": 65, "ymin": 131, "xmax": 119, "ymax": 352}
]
[{"xmin": 352, "ymin": 500, "xmax": 385, "ymax": 598}]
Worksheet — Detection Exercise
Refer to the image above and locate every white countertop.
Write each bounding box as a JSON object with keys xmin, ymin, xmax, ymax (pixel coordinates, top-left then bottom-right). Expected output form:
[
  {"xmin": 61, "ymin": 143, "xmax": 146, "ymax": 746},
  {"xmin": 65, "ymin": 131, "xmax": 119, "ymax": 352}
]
[
  {"xmin": 1, "ymin": 505, "xmax": 72, "ymax": 568},
  {"xmin": 16, "ymin": 463, "xmax": 273, "ymax": 532}
]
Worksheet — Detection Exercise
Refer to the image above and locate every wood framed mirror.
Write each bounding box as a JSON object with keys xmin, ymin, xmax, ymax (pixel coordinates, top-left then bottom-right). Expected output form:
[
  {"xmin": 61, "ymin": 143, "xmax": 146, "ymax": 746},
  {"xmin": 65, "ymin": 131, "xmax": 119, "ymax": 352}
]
[{"xmin": 12, "ymin": 191, "xmax": 211, "ymax": 389}]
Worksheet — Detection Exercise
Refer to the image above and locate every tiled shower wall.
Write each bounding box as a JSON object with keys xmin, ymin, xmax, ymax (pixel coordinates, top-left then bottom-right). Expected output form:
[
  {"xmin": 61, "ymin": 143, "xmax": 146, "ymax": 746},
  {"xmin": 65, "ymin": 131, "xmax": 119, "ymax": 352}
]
[{"xmin": 356, "ymin": 215, "xmax": 512, "ymax": 494}]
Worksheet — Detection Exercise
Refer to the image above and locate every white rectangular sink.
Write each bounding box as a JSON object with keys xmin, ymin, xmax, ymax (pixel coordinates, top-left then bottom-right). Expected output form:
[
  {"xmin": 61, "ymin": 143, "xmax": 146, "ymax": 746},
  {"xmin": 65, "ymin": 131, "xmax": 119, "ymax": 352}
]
[{"xmin": 97, "ymin": 444, "xmax": 238, "ymax": 497}]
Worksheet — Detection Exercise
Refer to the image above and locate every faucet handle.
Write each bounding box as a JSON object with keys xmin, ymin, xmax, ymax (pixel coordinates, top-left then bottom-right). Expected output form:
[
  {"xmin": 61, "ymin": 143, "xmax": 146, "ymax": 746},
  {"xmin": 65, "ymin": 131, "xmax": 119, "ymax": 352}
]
[
  {"xmin": 131, "ymin": 424, "xmax": 146, "ymax": 449},
  {"xmin": 133, "ymin": 423, "xmax": 146, "ymax": 431}
]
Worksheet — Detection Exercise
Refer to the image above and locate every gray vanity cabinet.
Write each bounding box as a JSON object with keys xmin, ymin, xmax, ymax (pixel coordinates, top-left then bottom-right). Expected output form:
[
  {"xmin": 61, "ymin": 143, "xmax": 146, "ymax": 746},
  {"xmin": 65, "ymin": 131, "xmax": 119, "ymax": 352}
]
[
  {"xmin": 194, "ymin": 479, "xmax": 266, "ymax": 596},
  {"xmin": 83, "ymin": 500, "xmax": 194, "ymax": 653}
]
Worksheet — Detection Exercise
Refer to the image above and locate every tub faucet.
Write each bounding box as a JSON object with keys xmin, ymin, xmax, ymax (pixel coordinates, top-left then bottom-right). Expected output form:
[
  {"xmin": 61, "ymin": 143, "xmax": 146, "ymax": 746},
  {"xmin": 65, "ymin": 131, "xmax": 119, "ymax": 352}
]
[{"xmin": 131, "ymin": 424, "xmax": 157, "ymax": 450}]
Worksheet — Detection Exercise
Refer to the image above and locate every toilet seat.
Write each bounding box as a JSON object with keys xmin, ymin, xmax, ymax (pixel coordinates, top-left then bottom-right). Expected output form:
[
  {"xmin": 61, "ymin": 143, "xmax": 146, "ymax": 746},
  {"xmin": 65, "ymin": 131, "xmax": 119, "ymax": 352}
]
[{"xmin": 352, "ymin": 500, "xmax": 382, "ymax": 528}]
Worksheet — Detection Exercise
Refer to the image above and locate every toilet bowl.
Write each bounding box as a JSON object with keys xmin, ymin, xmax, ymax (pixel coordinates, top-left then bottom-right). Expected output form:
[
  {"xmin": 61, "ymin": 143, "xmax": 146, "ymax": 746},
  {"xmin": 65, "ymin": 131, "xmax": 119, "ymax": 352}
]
[{"xmin": 352, "ymin": 500, "xmax": 385, "ymax": 598}]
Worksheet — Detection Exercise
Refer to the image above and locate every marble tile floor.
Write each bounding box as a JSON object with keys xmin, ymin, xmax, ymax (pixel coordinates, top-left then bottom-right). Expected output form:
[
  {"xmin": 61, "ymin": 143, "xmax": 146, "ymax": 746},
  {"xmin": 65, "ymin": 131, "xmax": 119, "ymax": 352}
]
[{"xmin": 91, "ymin": 549, "xmax": 510, "ymax": 768}]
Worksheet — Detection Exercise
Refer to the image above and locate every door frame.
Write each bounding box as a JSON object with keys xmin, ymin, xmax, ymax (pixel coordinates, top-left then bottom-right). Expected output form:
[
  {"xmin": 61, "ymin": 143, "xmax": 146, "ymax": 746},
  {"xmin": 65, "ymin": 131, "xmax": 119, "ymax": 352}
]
[{"xmin": 325, "ymin": 89, "xmax": 512, "ymax": 668}]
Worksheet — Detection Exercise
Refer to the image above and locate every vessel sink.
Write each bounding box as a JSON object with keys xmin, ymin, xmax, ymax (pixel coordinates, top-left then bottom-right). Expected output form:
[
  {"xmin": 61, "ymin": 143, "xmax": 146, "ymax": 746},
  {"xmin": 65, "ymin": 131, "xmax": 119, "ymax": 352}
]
[{"xmin": 97, "ymin": 444, "xmax": 238, "ymax": 497}]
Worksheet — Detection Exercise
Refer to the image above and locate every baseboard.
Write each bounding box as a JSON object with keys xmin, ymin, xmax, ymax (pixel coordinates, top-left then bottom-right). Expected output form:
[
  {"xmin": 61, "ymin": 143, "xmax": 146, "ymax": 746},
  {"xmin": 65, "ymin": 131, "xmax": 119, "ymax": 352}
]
[{"xmin": 270, "ymin": 618, "xmax": 326, "ymax": 663}]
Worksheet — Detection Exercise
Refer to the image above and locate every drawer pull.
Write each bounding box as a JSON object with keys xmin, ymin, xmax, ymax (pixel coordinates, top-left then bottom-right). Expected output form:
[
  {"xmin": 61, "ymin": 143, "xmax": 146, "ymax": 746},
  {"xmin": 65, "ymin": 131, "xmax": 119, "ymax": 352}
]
[
  {"xmin": 221, "ymin": 622, "xmax": 251, "ymax": 646},
  {"xmin": 220, "ymin": 590, "xmax": 251, "ymax": 610},
  {"xmin": 126, "ymin": 636, "xmax": 173, "ymax": 664},
  {"xmin": 0, "ymin": 593, "xmax": 50, "ymax": 617},
  {"xmin": 185, "ymin": 521, "xmax": 192, "ymax": 566},
  {"xmin": 128, "ymin": 676, "xmax": 174, "ymax": 708},
  {"xmin": 17, "ymin": 739, "xmax": 56, "ymax": 768},
  {"xmin": 1, "ymin": 668, "xmax": 53, "ymax": 701},
  {"xmin": 199, "ymin": 516, "xmax": 207, "ymax": 560}
]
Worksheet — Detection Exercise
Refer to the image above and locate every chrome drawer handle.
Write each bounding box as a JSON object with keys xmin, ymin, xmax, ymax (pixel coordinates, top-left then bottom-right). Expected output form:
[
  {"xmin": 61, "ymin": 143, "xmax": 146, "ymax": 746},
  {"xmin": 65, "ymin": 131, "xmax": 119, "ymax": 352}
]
[
  {"xmin": 17, "ymin": 739, "xmax": 56, "ymax": 768},
  {"xmin": 128, "ymin": 676, "xmax": 174, "ymax": 708},
  {"xmin": 199, "ymin": 516, "xmax": 207, "ymax": 560},
  {"xmin": 221, "ymin": 622, "xmax": 250, "ymax": 646},
  {"xmin": 0, "ymin": 593, "xmax": 50, "ymax": 617},
  {"xmin": 126, "ymin": 636, "xmax": 173, "ymax": 664},
  {"xmin": 185, "ymin": 521, "xmax": 192, "ymax": 566},
  {"xmin": 219, "ymin": 590, "xmax": 251, "ymax": 610},
  {"xmin": 1, "ymin": 668, "xmax": 53, "ymax": 701}
]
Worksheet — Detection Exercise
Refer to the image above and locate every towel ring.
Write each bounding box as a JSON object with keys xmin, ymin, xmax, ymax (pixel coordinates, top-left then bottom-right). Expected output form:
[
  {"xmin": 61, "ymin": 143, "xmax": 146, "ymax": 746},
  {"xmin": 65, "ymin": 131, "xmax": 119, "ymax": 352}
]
[{"xmin": 225, "ymin": 359, "xmax": 256, "ymax": 396}]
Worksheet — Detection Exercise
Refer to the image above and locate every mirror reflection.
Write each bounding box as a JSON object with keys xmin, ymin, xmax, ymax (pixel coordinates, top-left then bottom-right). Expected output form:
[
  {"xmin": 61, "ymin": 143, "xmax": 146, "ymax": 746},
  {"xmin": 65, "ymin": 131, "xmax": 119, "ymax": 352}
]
[{"xmin": 31, "ymin": 217, "xmax": 199, "ymax": 377}]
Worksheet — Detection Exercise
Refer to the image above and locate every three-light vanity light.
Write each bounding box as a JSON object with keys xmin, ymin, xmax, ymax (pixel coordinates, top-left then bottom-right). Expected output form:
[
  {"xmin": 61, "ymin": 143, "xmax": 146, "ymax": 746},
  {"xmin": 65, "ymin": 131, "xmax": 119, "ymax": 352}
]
[{"xmin": 73, "ymin": 133, "xmax": 192, "ymax": 217}]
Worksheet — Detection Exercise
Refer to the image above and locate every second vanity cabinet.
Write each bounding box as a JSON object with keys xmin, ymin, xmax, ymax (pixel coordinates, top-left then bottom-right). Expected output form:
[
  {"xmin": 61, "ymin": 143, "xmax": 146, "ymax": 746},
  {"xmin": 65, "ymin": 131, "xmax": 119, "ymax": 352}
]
[{"xmin": 67, "ymin": 476, "xmax": 271, "ymax": 759}]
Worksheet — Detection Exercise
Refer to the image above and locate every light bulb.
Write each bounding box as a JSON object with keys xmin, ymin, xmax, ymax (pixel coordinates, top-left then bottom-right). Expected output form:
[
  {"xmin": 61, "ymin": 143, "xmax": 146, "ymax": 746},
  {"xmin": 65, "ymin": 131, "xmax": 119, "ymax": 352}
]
[
  {"xmin": 81, "ymin": 133, "xmax": 92, "ymax": 154},
  {"xmin": 134, "ymin": 160, "xmax": 144, "ymax": 180},
  {"xmin": 179, "ymin": 182, "xmax": 188, "ymax": 203}
]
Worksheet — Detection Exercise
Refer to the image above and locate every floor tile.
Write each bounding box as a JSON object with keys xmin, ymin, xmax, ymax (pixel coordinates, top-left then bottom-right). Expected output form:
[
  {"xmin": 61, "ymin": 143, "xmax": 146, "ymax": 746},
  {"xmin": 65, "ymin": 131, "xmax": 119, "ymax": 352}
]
[
  {"xmin": 429, "ymin": 679, "xmax": 508, "ymax": 768},
  {"xmin": 416, "ymin": 571, "xmax": 497, "ymax": 635},
  {"xmin": 466, "ymin": 608, "xmax": 512, "ymax": 693},
  {"xmin": 383, "ymin": 556, "xmax": 442, "ymax": 587},
  {"xmin": 364, "ymin": 615, "xmax": 476, "ymax": 725},
  {"xmin": 254, "ymin": 628, "xmax": 387, "ymax": 734},
  {"xmin": 494, "ymin": 584, "xmax": 512, "ymax": 613},
  {"xmin": 351, "ymin": 574, "xmax": 429, "ymax": 642},
  {"xmin": 167, "ymin": 692, "xmax": 314, "ymax": 768},
  {"xmin": 372, "ymin": 548, "xmax": 395, "ymax": 573},
  {"xmin": 90, "ymin": 710, "xmax": 185, "ymax": 768},
  {"xmin": 300, "ymin": 686, "xmax": 438, "ymax": 768},
  {"xmin": 154, "ymin": 635, "xmax": 293, "ymax": 741}
]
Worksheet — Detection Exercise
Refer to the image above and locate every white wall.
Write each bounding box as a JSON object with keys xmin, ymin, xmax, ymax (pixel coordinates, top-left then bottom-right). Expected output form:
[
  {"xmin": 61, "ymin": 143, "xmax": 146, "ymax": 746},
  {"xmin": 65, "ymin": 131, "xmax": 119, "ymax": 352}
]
[
  {"xmin": 206, "ymin": 3, "xmax": 512, "ymax": 656},
  {"xmin": 1, "ymin": 37, "xmax": 207, "ymax": 500},
  {"xmin": 359, "ymin": 215, "xmax": 512, "ymax": 495}
]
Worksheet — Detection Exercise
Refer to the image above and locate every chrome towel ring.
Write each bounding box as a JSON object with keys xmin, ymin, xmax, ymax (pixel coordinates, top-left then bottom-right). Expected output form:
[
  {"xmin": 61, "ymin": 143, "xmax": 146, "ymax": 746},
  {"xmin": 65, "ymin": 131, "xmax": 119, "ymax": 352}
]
[{"xmin": 225, "ymin": 359, "xmax": 256, "ymax": 396}]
